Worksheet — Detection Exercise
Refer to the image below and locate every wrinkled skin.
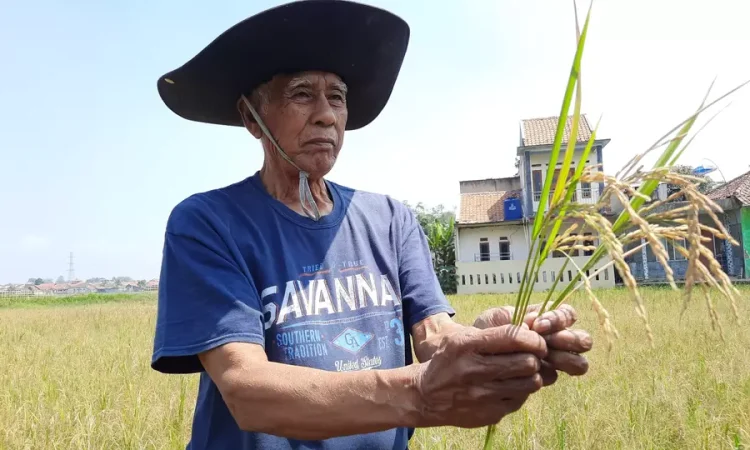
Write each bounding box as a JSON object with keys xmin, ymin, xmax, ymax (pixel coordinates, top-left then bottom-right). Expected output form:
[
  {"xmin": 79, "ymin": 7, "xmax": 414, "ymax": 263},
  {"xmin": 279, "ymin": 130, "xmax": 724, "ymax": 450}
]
[
  {"xmin": 239, "ymin": 71, "xmax": 348, "ymax": 180},
  {"xmin": 411, "ymin": 303, "xmax": 592, "ymax": 428},
  {"xmin": 474, "ymin": 303, "xmax": 593, "ymax": 387},
  {"xmin": 413, "ymin": 324, "xmax": 548, "ymax": 428}
]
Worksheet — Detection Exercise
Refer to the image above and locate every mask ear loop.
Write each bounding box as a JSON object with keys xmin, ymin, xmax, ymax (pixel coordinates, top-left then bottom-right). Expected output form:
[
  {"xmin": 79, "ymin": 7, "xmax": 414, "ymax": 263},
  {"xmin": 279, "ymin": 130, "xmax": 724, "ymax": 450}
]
[{"xmin": 241, "ymin": 95, "xmax": 322, "ymax": 221}]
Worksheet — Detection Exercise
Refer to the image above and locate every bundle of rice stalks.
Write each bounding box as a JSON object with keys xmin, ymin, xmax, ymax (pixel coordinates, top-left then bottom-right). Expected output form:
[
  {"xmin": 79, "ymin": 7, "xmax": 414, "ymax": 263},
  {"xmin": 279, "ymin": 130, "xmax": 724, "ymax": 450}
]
[{"xmin": 482, "ymin": 1, "xmax": 748, "ymax": 448}]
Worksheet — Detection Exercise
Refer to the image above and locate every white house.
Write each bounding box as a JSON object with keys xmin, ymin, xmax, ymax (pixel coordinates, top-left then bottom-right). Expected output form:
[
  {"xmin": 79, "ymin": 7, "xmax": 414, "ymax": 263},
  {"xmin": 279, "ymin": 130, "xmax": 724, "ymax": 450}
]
[{"xmin": 455, "ymin": 115, "xmax": 618, "ymax": 294}]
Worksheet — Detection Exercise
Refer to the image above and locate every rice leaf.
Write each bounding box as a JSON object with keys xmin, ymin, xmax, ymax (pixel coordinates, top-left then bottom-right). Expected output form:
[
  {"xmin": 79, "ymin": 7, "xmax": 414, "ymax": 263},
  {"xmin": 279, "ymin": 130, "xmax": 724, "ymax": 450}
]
[{"xmin": 530, "ymin": 1, "xmax": 592, "ymax": 240}]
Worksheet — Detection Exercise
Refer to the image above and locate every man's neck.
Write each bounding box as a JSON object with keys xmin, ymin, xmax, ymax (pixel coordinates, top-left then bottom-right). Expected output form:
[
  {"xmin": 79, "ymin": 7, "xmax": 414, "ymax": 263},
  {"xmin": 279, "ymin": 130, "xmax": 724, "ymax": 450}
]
[{"xmin": 259, "ymin": 165, "xmax": 334, "ymax": 218}]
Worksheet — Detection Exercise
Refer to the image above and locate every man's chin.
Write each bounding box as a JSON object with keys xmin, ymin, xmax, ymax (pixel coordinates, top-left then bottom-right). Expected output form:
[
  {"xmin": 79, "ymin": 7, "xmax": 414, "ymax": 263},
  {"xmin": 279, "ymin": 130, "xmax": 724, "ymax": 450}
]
[{"xmin": 299, "ymin": 158, "xmax": 336, "ymax": 179}]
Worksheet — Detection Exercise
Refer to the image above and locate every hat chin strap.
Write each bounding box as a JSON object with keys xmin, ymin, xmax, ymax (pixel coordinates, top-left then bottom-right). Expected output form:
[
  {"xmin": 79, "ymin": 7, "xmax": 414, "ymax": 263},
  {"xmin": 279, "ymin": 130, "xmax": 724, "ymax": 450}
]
[{"xmin": 241, "ymin": 95, "xmax": 322, "ymax": 222}]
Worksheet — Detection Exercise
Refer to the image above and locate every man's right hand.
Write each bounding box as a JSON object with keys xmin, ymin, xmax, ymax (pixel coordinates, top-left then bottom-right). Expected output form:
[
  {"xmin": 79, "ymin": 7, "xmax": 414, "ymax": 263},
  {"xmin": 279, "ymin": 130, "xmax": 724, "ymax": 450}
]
[{"xmin": 411, "ymin": 324, "xmax": 547, "ymax": 429}]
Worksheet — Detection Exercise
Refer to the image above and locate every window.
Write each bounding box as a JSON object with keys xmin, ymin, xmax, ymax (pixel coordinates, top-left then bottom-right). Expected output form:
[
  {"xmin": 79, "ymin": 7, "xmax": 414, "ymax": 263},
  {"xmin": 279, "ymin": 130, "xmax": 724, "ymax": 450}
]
[
  {"xmin": 462, "ymin": 275, "xmax": 465, "ymax": 285},
  {"xmin": 532, "ymin": 170, "xmax": 543, "ymax": 199},
  {"xmin": 470, "ymin": 275, "xmax": 473, "ymax": 285},
  {"xmin": 499, "ymin": 237, "xmax": 510, "ymax": 260},
  {"xmin": 492, "ymin": 274, "xmax": 497, "ymax": 284},
  {"xmin": 479, "ymin": 238, "xmax": 490, "ymax": 261},
  {"xmin": 665, "ymin": 238, "xmax": 687, "ymax": 261},
  {"xmin": 569, "ymin": 233, "xmax": 580, "ymax": 257},
  {"xmin": 581, "ymin": 181, "xmax": 592, "ymax": 198},
  {"xmin": 583, "ymin": 232, "xmax": 595, "ymax": 256}
]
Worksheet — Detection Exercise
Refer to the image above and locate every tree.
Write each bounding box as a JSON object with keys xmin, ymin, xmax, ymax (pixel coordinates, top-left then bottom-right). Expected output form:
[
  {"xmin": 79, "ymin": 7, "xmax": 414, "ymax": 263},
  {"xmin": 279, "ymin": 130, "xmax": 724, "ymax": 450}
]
[
  {"xmin": 403, "ymin": 201, "xmax": 457, "ymax": 294},
  {"xmin": 56, "ymin": 276, "xmax": 65, "ymax": 284},
  {"xmin": 668, "ymin": 164, "xmax": 717, "ymax": 199}
]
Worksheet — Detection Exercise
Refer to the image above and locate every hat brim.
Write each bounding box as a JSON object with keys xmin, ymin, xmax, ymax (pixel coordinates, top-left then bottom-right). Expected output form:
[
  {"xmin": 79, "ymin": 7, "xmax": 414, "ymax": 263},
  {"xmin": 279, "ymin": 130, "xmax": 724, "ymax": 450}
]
[{"xmin": 156, "ymin": 0, "xmax": 410, "ymax": 131}]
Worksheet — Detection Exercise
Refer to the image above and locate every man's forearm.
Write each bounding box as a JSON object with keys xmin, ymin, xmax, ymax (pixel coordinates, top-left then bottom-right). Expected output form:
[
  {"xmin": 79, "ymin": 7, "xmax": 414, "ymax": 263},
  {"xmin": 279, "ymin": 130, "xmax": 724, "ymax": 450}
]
[{"xmin": 205, "ymin": 345, "xmax": 424, "ymax": 440}]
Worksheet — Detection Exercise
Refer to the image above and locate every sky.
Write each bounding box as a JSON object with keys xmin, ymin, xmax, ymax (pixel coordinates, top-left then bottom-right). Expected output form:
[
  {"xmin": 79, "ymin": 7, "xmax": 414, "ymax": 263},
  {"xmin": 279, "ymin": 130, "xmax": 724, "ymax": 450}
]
[{"xmin": 1, "ymin": 0, "xmax": 749, "ymax": 283}]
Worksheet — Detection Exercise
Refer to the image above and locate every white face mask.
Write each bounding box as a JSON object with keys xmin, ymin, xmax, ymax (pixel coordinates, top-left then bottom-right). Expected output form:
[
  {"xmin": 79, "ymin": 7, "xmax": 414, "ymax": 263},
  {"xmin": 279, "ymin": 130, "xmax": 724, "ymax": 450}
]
[{"xmin": 241, "ymin": 94, "xmax": 322, "ymax": 221}]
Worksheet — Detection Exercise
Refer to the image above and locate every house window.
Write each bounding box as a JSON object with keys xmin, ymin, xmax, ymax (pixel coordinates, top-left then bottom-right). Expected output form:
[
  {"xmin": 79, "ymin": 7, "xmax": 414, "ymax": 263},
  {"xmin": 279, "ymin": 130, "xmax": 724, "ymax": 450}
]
[
  {"xmin": 485, "ymin": 274, "xmax": 489, "ymax": 284},
  {"xmin": 479, "ymin": 238, "xmax": 490, "ymax": 261},
  {"xmin": 569, "ymin": 233, "xmax": 580, "ymax": 257},
  {"xmin": 532, "ymin": 170, "xmax": 543, "ymax": 200},
  {"xmin": 665, "ymin": 238, "xmax": 687, "ymax": 261},
  {"xmin": 462, "ymin": 275, "xmax": 465, "ymax": 285},
  {"xmin": 499, "ymin": 237, "xmax": 510, "ymax": 260},
  {"xmin": 583, "ymin": 232, "xmax": 595, "ymax": 256},
  {"xmin": 581, "ymin": 181, "xmax": 592, "ymax": 198},
  {"xmin": 492, "ymin": 274, "xmax": 497, "ymax": 284},
  {"xmin": 470, "ymin": 275, "xmax": 473, "ymax": 285}
]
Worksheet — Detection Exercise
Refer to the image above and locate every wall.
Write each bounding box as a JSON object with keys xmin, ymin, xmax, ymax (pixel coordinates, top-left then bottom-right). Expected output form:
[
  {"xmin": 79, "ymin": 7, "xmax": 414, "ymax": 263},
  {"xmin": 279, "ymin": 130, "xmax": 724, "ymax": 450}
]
[
  {"xmin": 456, "ymin": 255, "xmax": 615, "ymax": 295},
  {"xmin": 459, "ymin": 177, "xmax": 521, "ymax": 194},
  {"xmin": 523, "ymin": 146, "xmax": 601, "ymax": 215},
  {"xmin": 627, "ymin": 207, "xmax": 745, "ymax": 280},
  {"xmin": 457, "ymin": 224, "xmax": 529, "ymax": 263},
  {"xmin": 743, "ymin": 207, "xmax": 750, "ymax": 278}
]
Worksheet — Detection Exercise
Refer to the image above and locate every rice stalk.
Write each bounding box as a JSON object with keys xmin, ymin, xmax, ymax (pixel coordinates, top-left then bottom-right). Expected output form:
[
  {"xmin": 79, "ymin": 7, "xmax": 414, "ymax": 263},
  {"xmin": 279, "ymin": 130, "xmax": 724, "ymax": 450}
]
[{"xmin": 481, "ymin": 0, "xmax": 748, "ymax": 448}]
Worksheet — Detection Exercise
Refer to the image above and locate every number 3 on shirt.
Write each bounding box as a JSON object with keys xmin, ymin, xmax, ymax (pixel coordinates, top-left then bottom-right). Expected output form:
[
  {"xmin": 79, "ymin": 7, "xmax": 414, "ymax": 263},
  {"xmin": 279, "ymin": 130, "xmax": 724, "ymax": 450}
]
[{"xmin": 386, "ymin": 318, "xmax": 404, "ymax": 347}]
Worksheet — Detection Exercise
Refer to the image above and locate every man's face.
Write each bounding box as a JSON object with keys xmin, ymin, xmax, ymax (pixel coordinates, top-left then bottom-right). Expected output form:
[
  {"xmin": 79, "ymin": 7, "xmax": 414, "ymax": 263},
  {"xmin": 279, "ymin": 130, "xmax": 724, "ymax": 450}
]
[{"xmin": 243, "ymin": 71, "xmax": 348, "ymax": 178}]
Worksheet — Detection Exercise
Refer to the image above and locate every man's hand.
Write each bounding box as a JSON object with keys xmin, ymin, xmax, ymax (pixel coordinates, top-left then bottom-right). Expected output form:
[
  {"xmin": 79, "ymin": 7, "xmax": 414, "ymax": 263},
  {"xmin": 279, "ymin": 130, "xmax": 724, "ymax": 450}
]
[
  {"xmin": 473, "ymin": 304, "xmax": 592, "ymax": 386},
  {"xmin": 412, "ymin": 324, "xmax": 548, "ymax": 429}
]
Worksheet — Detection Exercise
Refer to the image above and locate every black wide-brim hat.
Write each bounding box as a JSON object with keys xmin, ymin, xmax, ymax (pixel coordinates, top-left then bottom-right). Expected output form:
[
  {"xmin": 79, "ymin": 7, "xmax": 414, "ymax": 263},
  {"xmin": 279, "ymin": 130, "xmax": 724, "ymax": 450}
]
[{"xmin": 157, "ymin": 0, "xmax": 410, "ymax": 130}]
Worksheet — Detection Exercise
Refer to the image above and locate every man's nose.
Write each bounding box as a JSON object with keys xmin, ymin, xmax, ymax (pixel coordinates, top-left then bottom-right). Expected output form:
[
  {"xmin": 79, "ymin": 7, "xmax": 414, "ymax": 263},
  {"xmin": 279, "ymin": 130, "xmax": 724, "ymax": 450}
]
[{"xmin": 311, "ymin": 92, "xmax": 337, "ymax": 127}]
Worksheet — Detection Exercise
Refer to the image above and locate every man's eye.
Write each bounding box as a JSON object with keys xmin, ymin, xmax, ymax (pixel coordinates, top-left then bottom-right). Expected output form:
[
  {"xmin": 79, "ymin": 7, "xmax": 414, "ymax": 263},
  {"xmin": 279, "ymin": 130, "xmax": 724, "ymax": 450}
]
[{"xmin": 293, "ymin": 91, "xmax": 312, "ymax": 99}]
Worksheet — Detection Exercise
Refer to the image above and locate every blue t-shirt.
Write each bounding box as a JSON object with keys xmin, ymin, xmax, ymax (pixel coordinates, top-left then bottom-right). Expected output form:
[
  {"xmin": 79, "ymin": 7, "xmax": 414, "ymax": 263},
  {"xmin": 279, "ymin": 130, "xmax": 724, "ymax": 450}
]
[{"xmin": 151, "ymin": 172, "xmax": 455, "ymax": 450}]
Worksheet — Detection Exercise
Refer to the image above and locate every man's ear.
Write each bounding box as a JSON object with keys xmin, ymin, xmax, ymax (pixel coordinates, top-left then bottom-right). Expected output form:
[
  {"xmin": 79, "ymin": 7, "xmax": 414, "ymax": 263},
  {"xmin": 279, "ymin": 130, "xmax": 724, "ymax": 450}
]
[{"xmin": 236, "ymin": 98, "xmax": 263, "ymax": 139}]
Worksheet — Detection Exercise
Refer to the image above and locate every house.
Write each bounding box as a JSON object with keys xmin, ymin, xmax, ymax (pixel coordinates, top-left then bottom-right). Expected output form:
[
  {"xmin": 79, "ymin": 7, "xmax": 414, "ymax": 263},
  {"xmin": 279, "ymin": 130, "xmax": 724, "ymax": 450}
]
[
  {"xmin": 618, "ymin": 169, "xmax": 750, "ymax": 283},
  {"xmin": 455, "ymin": 115, "xmax": 617, "ymax": 294},
  {"xmin": 705, "ymin": 169, "xmax": 750, "ymax": 278}
]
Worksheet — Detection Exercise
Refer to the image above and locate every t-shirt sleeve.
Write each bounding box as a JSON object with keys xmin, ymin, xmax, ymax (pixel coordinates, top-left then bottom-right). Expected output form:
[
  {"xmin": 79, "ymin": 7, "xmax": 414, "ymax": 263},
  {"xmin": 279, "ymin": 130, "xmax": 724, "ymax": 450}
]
[
  {"xmin": 397, "ymin": 208, "xmax": 456, "ymax": 332},
  {"xmin": 151, "ymin": 197, "xmax": 266, "ymax": 374}
]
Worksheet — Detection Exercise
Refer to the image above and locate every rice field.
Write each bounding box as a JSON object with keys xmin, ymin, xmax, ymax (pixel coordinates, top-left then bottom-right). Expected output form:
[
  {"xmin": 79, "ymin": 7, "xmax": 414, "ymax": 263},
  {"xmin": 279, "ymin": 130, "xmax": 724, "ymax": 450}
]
[{"xmin": 1, "ymin": 287, "xmax": 748, "ymax": 449}]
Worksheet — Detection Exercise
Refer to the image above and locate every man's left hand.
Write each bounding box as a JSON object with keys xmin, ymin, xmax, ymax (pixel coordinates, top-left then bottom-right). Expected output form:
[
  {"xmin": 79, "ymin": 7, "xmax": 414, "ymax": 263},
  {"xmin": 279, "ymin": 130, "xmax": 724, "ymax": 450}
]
[{"xmin": 473, "ymin": 304, "xmax": 592, "ymax": 387}]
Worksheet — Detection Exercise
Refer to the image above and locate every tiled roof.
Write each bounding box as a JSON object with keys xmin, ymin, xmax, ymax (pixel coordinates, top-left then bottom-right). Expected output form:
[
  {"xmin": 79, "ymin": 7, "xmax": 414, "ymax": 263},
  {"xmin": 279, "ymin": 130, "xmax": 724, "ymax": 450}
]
[
  {"xmin": 707, "ymin": 169, "xmax": 750, "ymax": 206},
  {"xmin": 521, "ymin": 115, "xmax": 593, "ymax": 147},
  {"xmin": 458, "ymin": 191, "xmax": 521, "ymax": 224}
]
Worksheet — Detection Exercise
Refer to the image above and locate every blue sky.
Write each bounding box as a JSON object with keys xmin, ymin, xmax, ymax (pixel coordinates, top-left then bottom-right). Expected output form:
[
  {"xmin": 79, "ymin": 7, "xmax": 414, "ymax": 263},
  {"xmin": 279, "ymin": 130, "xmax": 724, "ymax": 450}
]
[{"xmin": 2, "ymin": 0, "xmax": 749, "ymax": 283}]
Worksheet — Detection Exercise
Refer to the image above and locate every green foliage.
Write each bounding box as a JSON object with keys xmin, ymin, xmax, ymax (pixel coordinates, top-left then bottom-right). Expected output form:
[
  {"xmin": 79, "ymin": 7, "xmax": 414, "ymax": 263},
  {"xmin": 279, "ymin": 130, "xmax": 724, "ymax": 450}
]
[
  {"xmin": 404, "ymin": 201, "xmax": 458, "ymax": 295},
  {"xmin": 668, "ymin": 164, "xmax": 717, "ymax": 197}
]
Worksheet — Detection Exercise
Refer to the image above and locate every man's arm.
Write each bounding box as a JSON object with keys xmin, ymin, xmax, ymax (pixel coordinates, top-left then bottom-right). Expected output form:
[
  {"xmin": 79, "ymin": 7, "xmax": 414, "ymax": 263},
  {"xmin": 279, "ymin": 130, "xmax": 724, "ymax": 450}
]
[
  {"xmin": 200, "ymin": 324, "xmax": 548, "ymax": 439},
  {"xmin": 199, "ymin": 342, "xmax": 423, "ymax": 441}
]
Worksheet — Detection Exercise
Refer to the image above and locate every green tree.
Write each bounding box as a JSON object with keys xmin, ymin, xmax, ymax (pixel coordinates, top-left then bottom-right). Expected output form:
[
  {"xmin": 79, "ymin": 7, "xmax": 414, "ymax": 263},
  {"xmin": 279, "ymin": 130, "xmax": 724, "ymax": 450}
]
[
  {"xmin": 404, "ymin": 201, "xmax": 457, "ymax": 294},
  {"xmin": 668, "ymin": 164, "xmax": 717, "ymax": 199}
]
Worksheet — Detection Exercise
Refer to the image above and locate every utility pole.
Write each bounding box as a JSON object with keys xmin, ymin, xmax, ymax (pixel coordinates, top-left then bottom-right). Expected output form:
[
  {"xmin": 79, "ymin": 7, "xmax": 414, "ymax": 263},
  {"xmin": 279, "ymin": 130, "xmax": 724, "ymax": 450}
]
[{"xmin": 67, "ymin": 252, "xmax": 75, "ymax": 282}]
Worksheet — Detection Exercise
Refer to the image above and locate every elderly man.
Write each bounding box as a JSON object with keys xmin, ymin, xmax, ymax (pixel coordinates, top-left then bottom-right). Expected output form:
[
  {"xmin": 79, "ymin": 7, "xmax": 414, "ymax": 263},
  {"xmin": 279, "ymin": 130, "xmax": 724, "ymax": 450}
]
[{"xmin": 151, "ymin": 1, "xmax": 592, "ymax": 449}]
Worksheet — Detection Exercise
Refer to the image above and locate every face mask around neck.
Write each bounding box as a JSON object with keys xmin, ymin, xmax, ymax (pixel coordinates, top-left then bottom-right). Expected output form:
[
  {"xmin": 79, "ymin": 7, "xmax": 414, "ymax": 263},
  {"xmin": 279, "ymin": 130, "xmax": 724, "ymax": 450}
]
[{"xmin": 240, "ymin": 94, "xmax": 322, "ymax": 221}]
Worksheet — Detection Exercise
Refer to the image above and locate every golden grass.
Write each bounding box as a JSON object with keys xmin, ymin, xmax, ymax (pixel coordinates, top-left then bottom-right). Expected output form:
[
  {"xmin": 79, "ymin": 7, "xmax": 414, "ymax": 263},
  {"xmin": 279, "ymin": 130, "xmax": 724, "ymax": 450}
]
[{"xmin": 0, "ymin": 288, "xmax": 748, "ymax": 449}]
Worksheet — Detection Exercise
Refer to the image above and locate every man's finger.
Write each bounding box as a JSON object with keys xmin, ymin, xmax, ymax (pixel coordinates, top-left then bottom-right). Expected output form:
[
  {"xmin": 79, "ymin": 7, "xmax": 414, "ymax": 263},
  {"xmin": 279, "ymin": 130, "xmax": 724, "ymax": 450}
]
[
  {"xmin": 545, "ymin": 350, "xmax": 589, "ymax": 376},
  {"xmin": 458, "ymin": 352, "xmax": 542, "ymax": 383},
  {"xmin": 474, "ymin": 306, "xmax": 514, "ymax": 329},
  {"xmin": 472, "ymin": 325, "xmax": 548, "ymax": 359},
  {"xmin": 544, "ymin": 329, "xmax": 593, "ymax": 353},
  {"xmin": 539, "ymin": 361, "xmax": 558, "ymax": 386},
  {"xmin": 532, "ymin": 304, "xmax": 578, "ymax": 334},
  {"xmin": 483, "ymin": 374, "xmax": 545, "ymax": 400}
]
